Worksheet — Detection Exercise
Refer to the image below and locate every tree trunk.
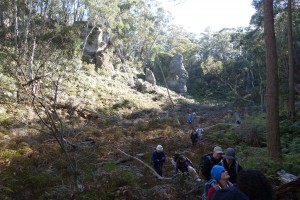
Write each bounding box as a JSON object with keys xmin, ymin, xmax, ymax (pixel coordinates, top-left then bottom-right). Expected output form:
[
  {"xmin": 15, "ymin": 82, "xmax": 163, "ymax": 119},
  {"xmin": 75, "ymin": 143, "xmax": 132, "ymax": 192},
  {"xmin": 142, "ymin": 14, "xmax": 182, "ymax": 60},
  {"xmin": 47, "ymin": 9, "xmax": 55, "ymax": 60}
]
[
  {"xmin": 263, "ymin": 0, "xmax": 281, "ymax": 159},
  {"xmin": 13, "ymin": 0, "xmax": 19, "ymax": 55},
  {"xmin": 287, "ymin": 0, "xmax": 295, "ymax": 121}
]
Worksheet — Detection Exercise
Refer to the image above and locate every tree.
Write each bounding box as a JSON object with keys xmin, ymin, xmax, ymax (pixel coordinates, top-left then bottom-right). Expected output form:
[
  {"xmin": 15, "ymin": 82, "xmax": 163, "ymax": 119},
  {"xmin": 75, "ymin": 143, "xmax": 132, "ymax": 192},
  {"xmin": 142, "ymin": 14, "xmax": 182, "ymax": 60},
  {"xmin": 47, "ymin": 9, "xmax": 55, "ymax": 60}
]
[
  {"xmin": 287, "ymin": 0, "xmax": 295, "ymax": 120},
  {"xmin": 263, "ymin": 0, "xmax": 281, "ymax": 158}
]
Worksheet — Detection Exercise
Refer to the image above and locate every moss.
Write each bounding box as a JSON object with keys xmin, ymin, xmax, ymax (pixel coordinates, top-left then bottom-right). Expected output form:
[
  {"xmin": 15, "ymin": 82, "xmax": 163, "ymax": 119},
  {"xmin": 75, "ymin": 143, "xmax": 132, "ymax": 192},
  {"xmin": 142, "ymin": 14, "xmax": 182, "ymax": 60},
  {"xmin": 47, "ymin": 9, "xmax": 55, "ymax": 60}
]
[{"xmin": 103, "ymin": 161, "xmax": 117, "ymax": 172}]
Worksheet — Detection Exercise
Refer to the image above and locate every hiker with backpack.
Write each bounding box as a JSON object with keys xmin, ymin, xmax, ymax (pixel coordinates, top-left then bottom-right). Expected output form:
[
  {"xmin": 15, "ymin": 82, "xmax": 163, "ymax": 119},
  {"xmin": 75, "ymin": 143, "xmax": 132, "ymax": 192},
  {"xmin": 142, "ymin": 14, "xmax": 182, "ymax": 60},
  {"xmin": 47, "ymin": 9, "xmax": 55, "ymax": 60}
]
[
  {"xmin": 199, "ymin": 146, "xmax": 224, "ymax": 181},
  {"xmin": 151, "ymin": 145, "xmax": 166, "ymax": 176},
  {"xmin": 190, "ymin": 127, "xmax": 204, "ymax": 146},
  {"xmin": 190, "ymin": 128, "xmax": 198, "ymax": 146},
  {"xmin": 186, "ymin": 112, "xmax": 195, "ymax": 124},
  {"xmin": 174, "ymin": 154, "xmax": 201, "ymax": 182},
  {"xmin": 202, "ymin": 165, "xmax": 233, "ymax": 200},
  {"xmin": 218, "ymin": 147, "xmax": 243, "ymax": 184}
]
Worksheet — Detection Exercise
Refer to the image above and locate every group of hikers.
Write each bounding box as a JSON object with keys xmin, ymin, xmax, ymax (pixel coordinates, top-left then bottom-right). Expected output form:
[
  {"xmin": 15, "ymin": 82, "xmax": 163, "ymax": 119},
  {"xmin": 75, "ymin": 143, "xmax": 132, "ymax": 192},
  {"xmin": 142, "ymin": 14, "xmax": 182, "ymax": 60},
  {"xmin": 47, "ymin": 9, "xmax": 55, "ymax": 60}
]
[{"xmin": 151, "ymin": 144, "xmax": 274, "ymax": 200}]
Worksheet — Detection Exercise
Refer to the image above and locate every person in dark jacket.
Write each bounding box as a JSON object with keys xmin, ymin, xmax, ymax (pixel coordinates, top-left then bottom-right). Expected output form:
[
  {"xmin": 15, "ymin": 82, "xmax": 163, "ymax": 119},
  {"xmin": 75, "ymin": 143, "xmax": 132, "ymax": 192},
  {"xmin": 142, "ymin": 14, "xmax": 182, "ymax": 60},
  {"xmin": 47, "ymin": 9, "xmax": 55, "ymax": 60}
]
[
  {"xmin": 151, "ymin": 145, "xmax": 166, "ymax": 176},
  {"xmin": 218, "ymin": 147, "xmax": 243, "ymax": 184},
  {"xmin": 175, "ymin": 155, "xmax": 201, "ymax": 181},
  {"xmin": 210, "ymin": 187, "xmax": 249, "ymax": 200},
  {"xmin": 237, "ymin": 169, "xmax": 275, "ymax": 200},
  {"xmin": 200, "ymin": 146, "xmax": 224, "ymax": 181}
]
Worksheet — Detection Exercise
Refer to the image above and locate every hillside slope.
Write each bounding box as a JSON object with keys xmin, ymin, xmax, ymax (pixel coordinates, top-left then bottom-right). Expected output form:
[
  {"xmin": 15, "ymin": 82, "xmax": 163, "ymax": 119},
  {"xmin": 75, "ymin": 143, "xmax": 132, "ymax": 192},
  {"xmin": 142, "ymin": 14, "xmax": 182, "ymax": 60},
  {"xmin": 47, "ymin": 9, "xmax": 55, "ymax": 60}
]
[{"xmin": 0, "ymin": 62, "xmax": 220, "ymax": 199}]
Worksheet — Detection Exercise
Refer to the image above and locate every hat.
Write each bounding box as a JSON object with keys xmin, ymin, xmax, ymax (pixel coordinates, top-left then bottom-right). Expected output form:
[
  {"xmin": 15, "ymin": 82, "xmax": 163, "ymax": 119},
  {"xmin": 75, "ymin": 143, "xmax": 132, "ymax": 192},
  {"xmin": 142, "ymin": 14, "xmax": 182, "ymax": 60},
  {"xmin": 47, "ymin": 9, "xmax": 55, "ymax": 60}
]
[
  {"xmin": 156, "ymin": 145, "xmax": 163, "ymax": 152},
  {"xmin": 213, "ymin": 146, "xmax": 223, "ymax": 154},
  {"xmin": 222, "ymin": 148, "xmax": 236, "ymax": 160},
  {"xmin": 211, "ymin": 165, "xmax": 224, "ymax": 181}
]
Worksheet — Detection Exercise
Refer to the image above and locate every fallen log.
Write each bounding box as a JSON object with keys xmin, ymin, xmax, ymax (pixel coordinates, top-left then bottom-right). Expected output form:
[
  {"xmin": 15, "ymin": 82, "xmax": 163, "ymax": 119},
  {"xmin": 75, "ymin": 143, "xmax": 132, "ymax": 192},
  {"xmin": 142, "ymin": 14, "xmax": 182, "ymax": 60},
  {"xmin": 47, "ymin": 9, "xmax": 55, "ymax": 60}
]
[
  {"xmin": 117, "ymin": 149, "xmax": 172, "ymax": 180},
  {"xmin": 275, "ymin": 170, "xmax": 300, "ymax": 200},
  {"xmin": 277, "ymin": 170, "xmax": 298, "ymax": 184},
  {"xmin": 275, "ymin": 178, "xmax": 300, "ymax": 200}
]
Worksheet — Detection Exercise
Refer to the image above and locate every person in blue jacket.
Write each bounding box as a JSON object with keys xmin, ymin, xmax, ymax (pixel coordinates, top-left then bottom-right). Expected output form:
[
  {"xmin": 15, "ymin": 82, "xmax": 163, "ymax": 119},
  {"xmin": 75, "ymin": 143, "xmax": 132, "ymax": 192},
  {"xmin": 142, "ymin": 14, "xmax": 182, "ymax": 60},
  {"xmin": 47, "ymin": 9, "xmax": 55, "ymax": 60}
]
[
  {"xmin": 187, "ymin": 113, "xmax": 194, "ymax": 124},
  {"xmin": 151, "ymin": 145, "xmax": 166, "ymax": 176}
]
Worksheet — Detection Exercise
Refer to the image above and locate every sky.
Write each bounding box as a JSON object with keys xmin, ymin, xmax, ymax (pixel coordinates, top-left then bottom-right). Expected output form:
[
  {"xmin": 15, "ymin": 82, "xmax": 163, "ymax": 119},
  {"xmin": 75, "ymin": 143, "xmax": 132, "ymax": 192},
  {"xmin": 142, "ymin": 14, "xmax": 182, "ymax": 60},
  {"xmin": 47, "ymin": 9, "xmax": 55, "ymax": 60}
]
[{"xmin": 160, "ymin": 0, "xmax": 256, "ymax": 33}]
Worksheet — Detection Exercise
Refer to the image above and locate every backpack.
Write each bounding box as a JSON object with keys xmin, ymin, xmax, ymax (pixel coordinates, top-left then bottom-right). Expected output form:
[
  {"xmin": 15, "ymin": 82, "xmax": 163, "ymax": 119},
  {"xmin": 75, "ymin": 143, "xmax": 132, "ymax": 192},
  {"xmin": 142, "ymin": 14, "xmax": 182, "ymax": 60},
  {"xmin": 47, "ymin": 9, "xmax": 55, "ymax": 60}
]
[
  {"xmin": 196, "ymin": 128, "xmax": 204, "ymax": 141},
  {"xmin": 187, "ymin": 114, "xmax": 193, "ymax": 124},
  {"xmin": 202, "ymin": 179, "xmax": 221, "ymax": 200},
  {"xmin": 190, "ymin": 131, "xmax": 198, "ymax": 144},
  {"xmin": 199, "ymin": 153, "xmax": 213, "ymax": 174}
]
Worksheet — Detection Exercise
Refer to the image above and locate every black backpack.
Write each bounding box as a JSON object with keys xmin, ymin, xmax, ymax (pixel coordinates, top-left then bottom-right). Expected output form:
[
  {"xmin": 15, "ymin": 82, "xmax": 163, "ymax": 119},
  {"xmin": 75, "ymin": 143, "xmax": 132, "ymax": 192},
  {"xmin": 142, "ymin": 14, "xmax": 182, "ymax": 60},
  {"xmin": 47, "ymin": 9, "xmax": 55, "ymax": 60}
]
[
  {"xmin": 190, "ymin": 131, "xmax": 198, "ymax": 144},
  {"xmin": 199, "ymin": 153, "xmax": 213, "ymax": 174}
]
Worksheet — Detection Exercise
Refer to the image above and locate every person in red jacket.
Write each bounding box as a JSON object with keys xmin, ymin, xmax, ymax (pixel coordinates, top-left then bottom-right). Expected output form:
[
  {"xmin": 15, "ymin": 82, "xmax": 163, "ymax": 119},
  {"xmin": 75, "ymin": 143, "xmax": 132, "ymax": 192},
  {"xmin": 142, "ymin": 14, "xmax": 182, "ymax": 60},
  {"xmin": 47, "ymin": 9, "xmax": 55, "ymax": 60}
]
[{"xmin": 206, "ymin": 165, "xmax": 233, "ymax": 200}]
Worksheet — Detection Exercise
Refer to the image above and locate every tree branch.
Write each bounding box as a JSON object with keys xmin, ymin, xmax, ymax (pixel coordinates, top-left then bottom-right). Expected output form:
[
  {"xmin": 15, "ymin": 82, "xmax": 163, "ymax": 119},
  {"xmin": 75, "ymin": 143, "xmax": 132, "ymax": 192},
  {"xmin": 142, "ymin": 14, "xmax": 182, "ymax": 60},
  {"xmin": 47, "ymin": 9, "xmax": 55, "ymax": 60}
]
[{"xmin": 117, "ymin": 149, "xmax": 172, "ymax": 180}]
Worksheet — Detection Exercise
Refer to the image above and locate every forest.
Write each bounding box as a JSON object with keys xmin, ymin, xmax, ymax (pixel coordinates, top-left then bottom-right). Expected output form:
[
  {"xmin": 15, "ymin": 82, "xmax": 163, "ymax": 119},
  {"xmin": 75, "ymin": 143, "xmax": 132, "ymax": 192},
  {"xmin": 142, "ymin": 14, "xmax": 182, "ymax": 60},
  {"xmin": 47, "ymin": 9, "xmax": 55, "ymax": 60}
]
[{"xmin": 0, "ymin": 0, "xmax": 300, "ymax": 199}]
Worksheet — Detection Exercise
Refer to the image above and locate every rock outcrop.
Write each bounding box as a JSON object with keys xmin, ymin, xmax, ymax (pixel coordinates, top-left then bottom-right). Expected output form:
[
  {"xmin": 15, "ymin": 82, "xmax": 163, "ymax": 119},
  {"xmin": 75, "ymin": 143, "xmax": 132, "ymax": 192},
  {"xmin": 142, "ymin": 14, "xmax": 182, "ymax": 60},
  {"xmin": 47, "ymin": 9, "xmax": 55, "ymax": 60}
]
[
  {"xmin": 145, "ymin": 68, "xmax": 156, "ymax": 85},
  {"xmin": 74, "ymin": 21, "xmax": 115, "ymax": 77},
  {"xmin": 166, "ymin": 54, "xmax": 188, "ymax": 95}
]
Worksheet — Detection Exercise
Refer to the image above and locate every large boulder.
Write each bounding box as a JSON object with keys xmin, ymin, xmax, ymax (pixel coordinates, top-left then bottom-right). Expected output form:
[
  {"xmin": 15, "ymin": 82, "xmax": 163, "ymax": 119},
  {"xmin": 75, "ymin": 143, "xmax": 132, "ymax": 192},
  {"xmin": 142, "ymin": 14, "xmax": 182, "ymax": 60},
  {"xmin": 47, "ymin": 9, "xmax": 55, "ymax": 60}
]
[
  {"xmin": 81, "ymin": 26, "xmax": 107, "ymax": 61},
  {"xmin": 166, "ymin": 54, "xmax": 188, "ymax": 95},
  {"xmin": 145, "ymin": 68, "xmax": 156, "ymax": 85}
]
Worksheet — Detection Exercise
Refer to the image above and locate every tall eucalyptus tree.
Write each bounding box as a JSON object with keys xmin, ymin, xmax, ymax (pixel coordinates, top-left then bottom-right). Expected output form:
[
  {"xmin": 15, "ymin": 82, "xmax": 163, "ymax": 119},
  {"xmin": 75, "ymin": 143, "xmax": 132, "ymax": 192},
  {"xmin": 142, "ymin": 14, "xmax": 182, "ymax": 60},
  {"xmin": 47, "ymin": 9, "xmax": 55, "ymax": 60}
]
[
  {"xmin": 264, "ymin": 0, "xmax": 281, "ymax": 158},
  {"xmin": 287, "ymin": 0, "xmax": 295, "ymax": 120}
]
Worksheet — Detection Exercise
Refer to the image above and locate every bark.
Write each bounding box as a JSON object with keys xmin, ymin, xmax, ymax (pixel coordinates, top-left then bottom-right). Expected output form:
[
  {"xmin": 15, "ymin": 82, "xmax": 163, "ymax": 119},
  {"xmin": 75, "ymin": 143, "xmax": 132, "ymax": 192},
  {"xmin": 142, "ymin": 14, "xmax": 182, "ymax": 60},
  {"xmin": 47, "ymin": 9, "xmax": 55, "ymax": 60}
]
[
  {"xmin": 13, "ymin": 0, "xmax": 19, "ymax": 55},
  {"xmin": 287, "ymin": 0, "xmax": 295, "ymax": 121},
  {"xmin": 263, "ymin": 0, "xmax": 281, "ymax": 158}
]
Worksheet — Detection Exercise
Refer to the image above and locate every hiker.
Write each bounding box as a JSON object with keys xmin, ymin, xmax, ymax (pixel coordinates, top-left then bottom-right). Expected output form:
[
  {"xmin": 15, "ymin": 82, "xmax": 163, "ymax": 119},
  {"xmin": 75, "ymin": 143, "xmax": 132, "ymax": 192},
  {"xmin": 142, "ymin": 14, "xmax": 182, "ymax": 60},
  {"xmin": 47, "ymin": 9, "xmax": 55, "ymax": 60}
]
[
  {"xmin": 190, "ymin": 128, "xmax": 198, "ymax": 145},
  {"xmin": 199, "ymin": 146, "xmax": 224, "ymax": 181},
  {"xmin": 186, "ymin": 112, "xmax": 193, "ymax": 124},
  {"xmin": 205, "ymin": 165, "xmax": 233, "ymax": 200},
  {"xmin": 174, "ymin": 154, "xmax": 201, "ymax": 181},
  {"xmin": 171, "ymin": 153, "xmax": 180, "ymax": 169},
  {"xmin": 218, "ymin": 147, "xmax": 243, "ymax": 184},
  {"xmin": 191, "ymin": 127, "xmax": 204, "ymax": 145},
  {"xmin": 237, "ymin": 169, "xmax": 274, "ymax": 200},
  {"xmin": 151, "ymin": 145, "xmax": 166, "ymax": 176},
  {"xmin": 210, "ymin": 187, "xmax": 249, "ymax": 200}
]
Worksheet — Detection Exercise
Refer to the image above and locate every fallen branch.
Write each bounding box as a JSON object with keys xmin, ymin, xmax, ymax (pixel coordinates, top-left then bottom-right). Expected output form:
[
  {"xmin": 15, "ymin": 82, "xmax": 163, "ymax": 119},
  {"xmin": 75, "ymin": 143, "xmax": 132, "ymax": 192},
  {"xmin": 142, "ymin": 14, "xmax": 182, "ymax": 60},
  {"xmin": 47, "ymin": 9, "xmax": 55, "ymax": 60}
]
[
  {"xmin": 184, "ymin": 185, "xmax": 202, "ymax": 195},
  {"xmin": 117, "ymin": 149, "xmax": 172, "ymax": 180}
]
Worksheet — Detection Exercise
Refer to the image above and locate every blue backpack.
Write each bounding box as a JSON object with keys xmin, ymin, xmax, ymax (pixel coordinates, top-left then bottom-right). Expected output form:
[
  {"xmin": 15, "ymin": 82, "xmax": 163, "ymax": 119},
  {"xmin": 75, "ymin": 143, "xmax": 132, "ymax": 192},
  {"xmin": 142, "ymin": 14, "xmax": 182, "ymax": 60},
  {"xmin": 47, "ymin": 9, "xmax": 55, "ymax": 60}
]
[{"xmin": 187, "ymin": 114, "xmax": 193, "ymax": 124}]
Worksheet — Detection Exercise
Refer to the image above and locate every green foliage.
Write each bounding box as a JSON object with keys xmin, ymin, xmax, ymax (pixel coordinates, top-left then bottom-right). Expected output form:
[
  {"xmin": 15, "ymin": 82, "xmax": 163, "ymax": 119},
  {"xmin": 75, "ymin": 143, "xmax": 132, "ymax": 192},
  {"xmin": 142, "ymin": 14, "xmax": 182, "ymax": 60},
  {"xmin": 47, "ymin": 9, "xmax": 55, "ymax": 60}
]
[
  {"xmin": 238, "ymin": 147, "xmax": 280, "ymax": 178},
  {"xmin": 0, "ymin": 164, "xmax": 60, "ymax": 199},
  {"xmin": 112, "ymin": 99, "xmax": 136, "ymax": 111},
  {"xmin": 280, "ymin": 115, "xmax": 300, "ymax": 153},
  {"xmin": 0, "ymin": 115, "xmax": 13, "ymax": 129},
  {"xmin": 152, "ymin": 53, "xmax": 172, "ymax": 85},
  {"xmin": 282, "ymin": 153, "xmax": 300, "ymax": 176},
  {"xmin": 40, "ymin": 26, "xmax": 82, "ymax": 58},
  {"xmin": 103, "ymin": 162, "xmax": 117, "ymax": 172},
  {"xmin": 173, "ymin": 172, "xmax": 190, "ymax": 189},
  {"xmin": 116, "ymin": 170, "xmax": 137, "ymax": 187}
]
